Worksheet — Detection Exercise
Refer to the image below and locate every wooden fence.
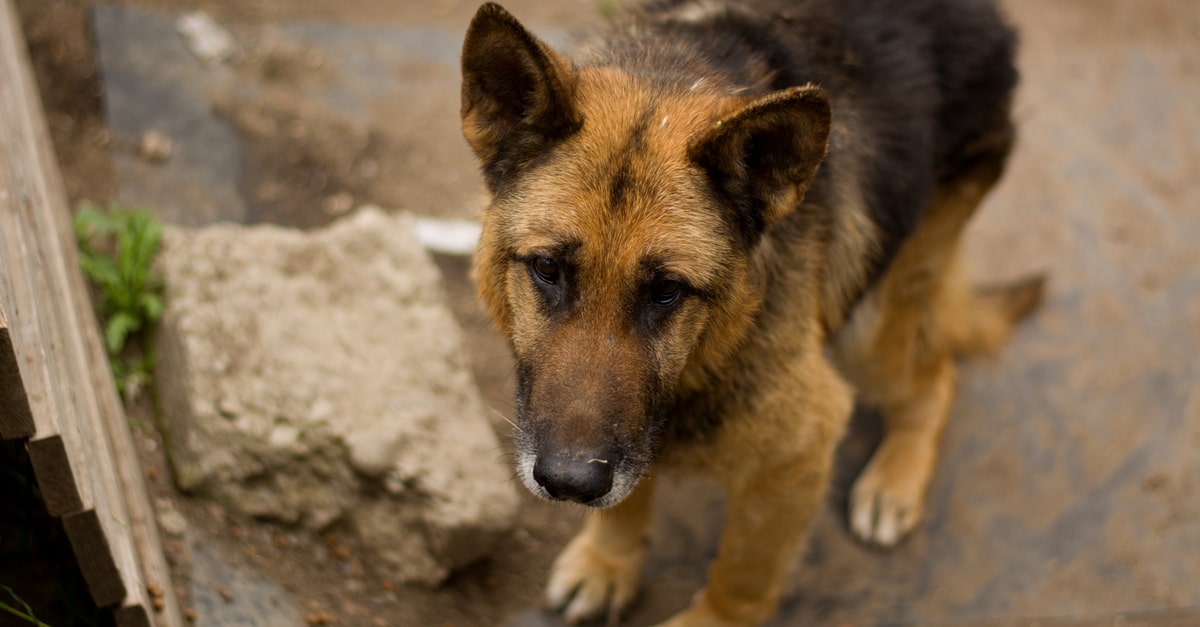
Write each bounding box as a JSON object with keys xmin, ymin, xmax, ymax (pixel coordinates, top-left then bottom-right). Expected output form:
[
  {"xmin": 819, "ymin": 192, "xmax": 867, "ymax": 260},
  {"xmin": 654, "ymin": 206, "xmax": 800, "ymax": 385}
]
[{"xmin": 0, "ymin": 1, "xmax": 182, "ymax": 624}]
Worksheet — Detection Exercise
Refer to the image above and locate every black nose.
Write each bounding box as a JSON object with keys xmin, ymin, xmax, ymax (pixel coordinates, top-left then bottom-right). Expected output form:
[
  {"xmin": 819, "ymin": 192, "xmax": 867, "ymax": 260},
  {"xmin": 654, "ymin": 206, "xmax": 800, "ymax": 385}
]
[{"xmin": 532, "ymin": 450, "xmax": 616, "ymax": 503}]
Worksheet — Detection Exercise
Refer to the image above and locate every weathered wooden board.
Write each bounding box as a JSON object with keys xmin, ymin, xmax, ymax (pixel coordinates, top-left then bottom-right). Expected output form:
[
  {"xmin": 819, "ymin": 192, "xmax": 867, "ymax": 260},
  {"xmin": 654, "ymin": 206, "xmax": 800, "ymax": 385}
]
[
  {"xmin": 0, "ymin": 0, "xmax": 182, "ymax": 624},
  {"xmin": 0, "ymin": 308, "xmax": 35, "ymax": 438}
]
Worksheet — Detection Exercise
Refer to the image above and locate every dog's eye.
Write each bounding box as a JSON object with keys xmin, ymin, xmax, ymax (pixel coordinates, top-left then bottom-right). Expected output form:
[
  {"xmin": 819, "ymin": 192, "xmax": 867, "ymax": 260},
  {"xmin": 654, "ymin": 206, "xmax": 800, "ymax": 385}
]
[
  {"xmin": 651, "ymin": 279, "xmax": 682, "ymax": 306},
  {"xmin": 531, "ymin": 256, "xmax": 560, "ymax": 284}
]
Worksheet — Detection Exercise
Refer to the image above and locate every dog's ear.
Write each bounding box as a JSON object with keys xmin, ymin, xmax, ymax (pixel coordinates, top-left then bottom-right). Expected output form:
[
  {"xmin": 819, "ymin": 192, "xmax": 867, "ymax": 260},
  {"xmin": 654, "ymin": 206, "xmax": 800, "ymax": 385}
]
[
  {"xmin": 461, "ymin": 3, "xmax": 581, "ymax": 191},
  {"xmin": 689, "ymin": 85, "xmax": 831, "ymax": 248}
]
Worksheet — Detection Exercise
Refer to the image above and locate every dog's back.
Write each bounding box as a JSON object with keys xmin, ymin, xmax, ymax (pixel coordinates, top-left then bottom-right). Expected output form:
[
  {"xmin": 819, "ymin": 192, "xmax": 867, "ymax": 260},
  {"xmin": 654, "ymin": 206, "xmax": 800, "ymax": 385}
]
[{"xmin": 583, "ymin": 0, "xmax": 1018, "ymax": 320}]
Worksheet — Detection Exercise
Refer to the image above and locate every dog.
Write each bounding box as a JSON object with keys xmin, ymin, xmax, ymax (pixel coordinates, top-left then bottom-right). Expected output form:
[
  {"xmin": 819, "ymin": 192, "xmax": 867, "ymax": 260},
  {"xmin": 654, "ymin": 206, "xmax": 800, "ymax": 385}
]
[{"xmin": 460, "ymin": 1, "xmax": 1043, "ymax": 624}]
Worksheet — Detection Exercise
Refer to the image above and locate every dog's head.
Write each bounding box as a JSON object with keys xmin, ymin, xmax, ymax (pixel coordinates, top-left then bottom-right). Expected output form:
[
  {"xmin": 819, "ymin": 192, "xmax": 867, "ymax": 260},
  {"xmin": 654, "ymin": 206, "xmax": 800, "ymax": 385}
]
[{"xmin": 460, "ymin": 3, "xmax": 830, "ymax": 507}]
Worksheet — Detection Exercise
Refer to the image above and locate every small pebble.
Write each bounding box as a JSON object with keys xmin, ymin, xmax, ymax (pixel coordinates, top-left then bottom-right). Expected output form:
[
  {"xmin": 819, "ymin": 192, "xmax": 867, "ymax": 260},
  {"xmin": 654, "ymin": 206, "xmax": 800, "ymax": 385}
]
[
  {"xmin": 138, "ymin": 130, "xmax": 173, "ymax": 162},
  {"xmin": 323, "ymin": 192, "xmax": 354, "ymax": 216},
  {"xmin": 176, "ymin": 12, "xmax": 238, "ymax": 64},
  {"xmin": 157, "ymin": 504, "xmax": 189, "ymax": 537}
]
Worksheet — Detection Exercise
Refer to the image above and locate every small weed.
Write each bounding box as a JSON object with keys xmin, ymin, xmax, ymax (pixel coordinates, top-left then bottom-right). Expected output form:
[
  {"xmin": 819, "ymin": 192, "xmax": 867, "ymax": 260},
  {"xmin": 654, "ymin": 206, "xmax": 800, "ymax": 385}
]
[
  {"xmin": 0, "ymin": 585, "xmax": 52, "ymax": 626},
  {"xmin": 73, "ymin": 202, "xmax": 165, "ymax": 400},
  {"xmin": 598, "ymin": 0, "xmax": 618, "ymax": 18}
]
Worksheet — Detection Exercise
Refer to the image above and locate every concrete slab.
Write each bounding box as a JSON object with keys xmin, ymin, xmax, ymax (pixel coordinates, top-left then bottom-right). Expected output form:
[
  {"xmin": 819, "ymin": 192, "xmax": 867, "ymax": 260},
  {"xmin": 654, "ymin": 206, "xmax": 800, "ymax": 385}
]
[{"xmin": 92, "ymin": 6, "xmax": 247, "ymax": 226}]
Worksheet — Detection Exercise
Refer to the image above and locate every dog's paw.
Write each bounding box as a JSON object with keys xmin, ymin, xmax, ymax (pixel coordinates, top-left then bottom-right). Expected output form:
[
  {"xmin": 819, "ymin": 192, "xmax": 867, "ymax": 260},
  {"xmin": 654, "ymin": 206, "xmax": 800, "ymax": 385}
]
[
  {"xmin": 546, "ymin": 532, "xmax": 645, "ymax": 624},
  {"xmin": 848, "ymin": 452, "xmax": 926, "ymax": 547}
]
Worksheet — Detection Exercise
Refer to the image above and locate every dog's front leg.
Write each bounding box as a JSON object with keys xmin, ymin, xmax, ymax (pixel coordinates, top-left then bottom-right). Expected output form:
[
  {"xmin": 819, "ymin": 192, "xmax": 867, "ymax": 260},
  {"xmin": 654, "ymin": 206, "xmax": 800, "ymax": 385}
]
[
  {"xmin": 547, "ymin": 481, "xmax": 655, "ymax": 623},
  {"xmin": 659, "ymin": 356, "xmax": 852, "ymax": 627},
  {"xmin": 656, "ymin": 459, "xmax": 829, "ymax": 627}
]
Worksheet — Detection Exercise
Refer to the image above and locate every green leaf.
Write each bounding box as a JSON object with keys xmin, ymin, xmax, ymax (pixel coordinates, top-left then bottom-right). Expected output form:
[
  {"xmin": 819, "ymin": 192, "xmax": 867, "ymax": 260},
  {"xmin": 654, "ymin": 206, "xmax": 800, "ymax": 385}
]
[
  {"xmin": 0, "ymin": 585, "xmax": 51, "ymax": 627},
  {"xmin": 138, "ymin": 292, "xmax": 163, "ymax": 322},
  {"xmin": 105, "ymin": 312, "xmax": 139, "ymax": 356},
  {"xmin": 117, "ymin": 218, "xmax": 138, "ymax": 282},
  {"xmin": 78, "ymin": 253, "xmax": 120, "ymax": 291},
  {"xmin": 74, "ymin": 204, "xmax": 118, "ymax": 238},
  {"xmin": 75, "ymin": 202, "xmax": 166, "ymax": 391},
  {"xmin": 138, "ymin": 220, "xmax": 163, "ymax": 269},
  {"xmin": 1, "ymin": 585, "xmax": 35, "ymax": 618}
]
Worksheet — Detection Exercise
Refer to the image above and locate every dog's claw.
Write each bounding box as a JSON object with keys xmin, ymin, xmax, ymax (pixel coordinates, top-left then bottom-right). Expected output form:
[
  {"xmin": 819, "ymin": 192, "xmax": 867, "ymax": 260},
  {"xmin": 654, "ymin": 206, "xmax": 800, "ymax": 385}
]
[
  {"xmin": 849, "ymin": 464, "xmax": 923, "ymax": 547},
  {"xmin": 546, "ymin": 531, "xmax": 644, "ymax": 624}
]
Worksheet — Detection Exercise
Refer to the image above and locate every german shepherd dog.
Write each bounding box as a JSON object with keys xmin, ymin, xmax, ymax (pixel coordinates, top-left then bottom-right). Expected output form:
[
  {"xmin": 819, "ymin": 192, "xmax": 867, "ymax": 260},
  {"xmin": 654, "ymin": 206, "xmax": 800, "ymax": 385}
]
[{"xmin": 461, "ymin": 0, "xmax": 1042, "ymax": 624}]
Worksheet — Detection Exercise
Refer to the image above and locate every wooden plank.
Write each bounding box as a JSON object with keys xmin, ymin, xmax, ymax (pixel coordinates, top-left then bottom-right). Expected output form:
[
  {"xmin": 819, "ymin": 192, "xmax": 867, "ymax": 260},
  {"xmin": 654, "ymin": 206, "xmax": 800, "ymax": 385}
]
[
  {"xmin": 80, "ymin": 303, "xmax": 187, "ymax": 623},
  {"xmin": 0, "ymin": 12, "xmax": 121, "ymax": 599},
  {"xmin": 24, "ymin": 8, "xmax": 185, "ymax": 622},
  {"xmin": 0, "ymin": 307, "xmax": 35, "ymax": 438},
  {"xmin": 64, "ymin": 509, "xmax": 127, "ymax": 607},
  {"xmin": 115, "ymin": 605, "xmax": 153, "ymax": 627},
  {"xmin": 0, "ymin": 154, "xmax": 92, "ymax": 508},
  {"xmin": 0, "ymin": 1, "xmax": 181, "ymax": 624},
  {"xmin": 10, "ymin": 5, "xmax": 184, "ymax": 623},
  {"xmin": 24, "ymin": 434, "xmax": 83, "ymax": 514},
  {"xmin": 0, "ymin": 0, "xmax": 83, "ymax": 497}
]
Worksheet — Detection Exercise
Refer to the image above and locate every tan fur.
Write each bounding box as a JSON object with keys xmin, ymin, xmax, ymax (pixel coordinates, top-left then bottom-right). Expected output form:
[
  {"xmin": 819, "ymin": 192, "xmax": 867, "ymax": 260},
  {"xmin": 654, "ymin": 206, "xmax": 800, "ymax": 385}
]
[
  {"xmin": 834, "ymin": 160, "xmax": 1045, "ymax": 545},
  {"xmin": 461, "ymin": 5, "xmax": 1042, "ymax": 624}
]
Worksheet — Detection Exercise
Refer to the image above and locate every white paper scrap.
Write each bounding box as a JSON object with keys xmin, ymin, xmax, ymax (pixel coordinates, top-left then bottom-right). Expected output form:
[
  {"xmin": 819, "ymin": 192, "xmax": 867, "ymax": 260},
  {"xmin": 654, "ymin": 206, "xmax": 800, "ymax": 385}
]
[{"xmin": 412, "ymin": 217, "xmax": 482, "ymax": 256}]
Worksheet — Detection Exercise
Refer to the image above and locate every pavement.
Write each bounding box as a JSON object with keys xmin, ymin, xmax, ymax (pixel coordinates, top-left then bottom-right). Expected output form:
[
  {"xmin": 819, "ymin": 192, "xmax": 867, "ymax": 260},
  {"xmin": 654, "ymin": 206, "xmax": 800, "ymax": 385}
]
[
  {"xmin": 92, "ymin": 0, "xmax": 1199, "ymax": 625},
  {"xmin": 187, "ymin": 529, "xmax": 304, "ymax": 627}
]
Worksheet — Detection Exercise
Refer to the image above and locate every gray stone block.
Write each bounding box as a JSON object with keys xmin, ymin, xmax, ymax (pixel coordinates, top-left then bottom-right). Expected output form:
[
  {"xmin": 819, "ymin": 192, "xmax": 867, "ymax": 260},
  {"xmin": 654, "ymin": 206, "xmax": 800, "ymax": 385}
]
[{"xmin": 154, "ymin": 208, "xmax": 518, "ymax": 584}]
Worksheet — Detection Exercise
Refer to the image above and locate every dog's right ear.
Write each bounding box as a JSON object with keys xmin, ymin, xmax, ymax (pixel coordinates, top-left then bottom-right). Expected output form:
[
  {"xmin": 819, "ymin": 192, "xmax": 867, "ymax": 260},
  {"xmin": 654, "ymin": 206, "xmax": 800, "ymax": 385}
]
[
  {"xmin": 689, "ymin": 85, "xmax": 831, "ymax": 249},
  {"xmin": 461, "ymin": 3, "xmax": 581, "ymax": 191}
]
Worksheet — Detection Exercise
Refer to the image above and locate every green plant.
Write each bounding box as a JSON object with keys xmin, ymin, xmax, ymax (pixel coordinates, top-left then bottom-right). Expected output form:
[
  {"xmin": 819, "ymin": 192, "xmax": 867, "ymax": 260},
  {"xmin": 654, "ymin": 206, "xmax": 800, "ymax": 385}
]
[
  {"xmin": 73, "ymin": 203, "xmax": 164, "ymax": 398},
  {"xmin": 598, "ymin": 0, "xmax": 618, "ymax": 18},
  {"xmin": 0, "ymin": 585, "xmax": 51, "ymax": 626}
]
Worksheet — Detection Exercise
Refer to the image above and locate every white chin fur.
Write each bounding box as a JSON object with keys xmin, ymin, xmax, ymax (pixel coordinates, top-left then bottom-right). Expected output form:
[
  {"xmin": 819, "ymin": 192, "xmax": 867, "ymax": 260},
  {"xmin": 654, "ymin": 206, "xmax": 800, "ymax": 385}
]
[{"xmin": 515, "ymin": 449, "xmax": 641, "ymax": 509}]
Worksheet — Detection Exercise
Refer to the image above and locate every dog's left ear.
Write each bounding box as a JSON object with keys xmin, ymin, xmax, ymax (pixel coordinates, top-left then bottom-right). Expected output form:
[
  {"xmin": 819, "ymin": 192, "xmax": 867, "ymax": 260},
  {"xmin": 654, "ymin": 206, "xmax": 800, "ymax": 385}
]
[
  {"xmin": 689, "ymin": 85, "xmax": 831, "ymax": 247},
  {"xmin": 461, "ymin": 3, "xmax": 581, "ymax": 192}
]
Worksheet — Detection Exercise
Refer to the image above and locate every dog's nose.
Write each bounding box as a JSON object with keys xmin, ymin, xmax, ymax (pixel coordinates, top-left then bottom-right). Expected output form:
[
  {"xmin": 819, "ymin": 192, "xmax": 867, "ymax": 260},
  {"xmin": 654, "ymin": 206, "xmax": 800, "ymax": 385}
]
[{"xmin": 532, "ymin": 450, "xmax": 615, "ymax": 503}]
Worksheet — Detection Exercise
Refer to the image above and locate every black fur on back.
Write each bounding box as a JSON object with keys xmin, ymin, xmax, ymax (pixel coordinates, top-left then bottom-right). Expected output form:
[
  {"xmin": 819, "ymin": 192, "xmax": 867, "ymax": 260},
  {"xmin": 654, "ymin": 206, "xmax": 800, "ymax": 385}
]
[{"xmin": 579, "ymin": 0, "xmax": 1019, "ymax": 291}]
